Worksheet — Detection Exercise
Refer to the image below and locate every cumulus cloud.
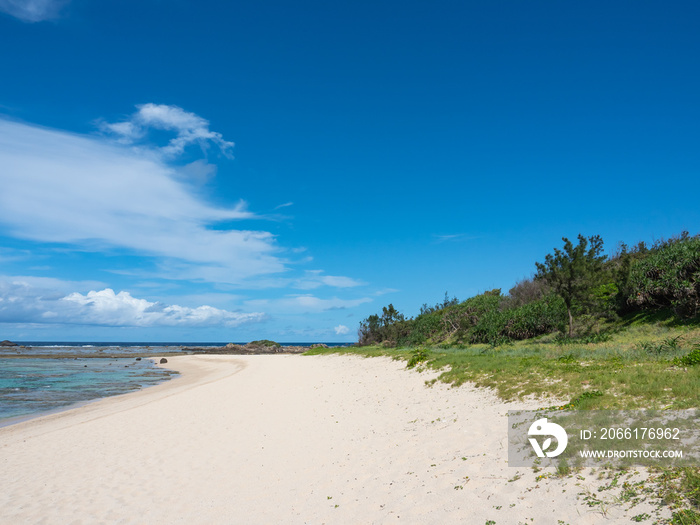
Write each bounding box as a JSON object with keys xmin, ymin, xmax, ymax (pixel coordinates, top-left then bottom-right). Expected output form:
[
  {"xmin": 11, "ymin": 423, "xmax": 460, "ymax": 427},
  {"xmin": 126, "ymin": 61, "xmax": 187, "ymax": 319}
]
[
  {"xmin": 334, "ymin": 324, "xmax": 350, "ymax": 335},
  {"xmin": 0, "ymin": 0, "xmax": 68, "ymax": 22},
  {"xmin": 0, "ymin": 118, "xmax": 283, "ymax": 284},
  {"xmin": 0, "ymin": 276, "xmax": 103, "ymax": 323},
  {"xmin": 101, "ymin": 103, "xmax": 234, "ymax": 157},
  {"xmin": 62, "ymin": 289, "xmax": 264, "ymax": 327},
  {"xmin": 0, "ymin": 278, "xmax": 264, "ymax": 327}
]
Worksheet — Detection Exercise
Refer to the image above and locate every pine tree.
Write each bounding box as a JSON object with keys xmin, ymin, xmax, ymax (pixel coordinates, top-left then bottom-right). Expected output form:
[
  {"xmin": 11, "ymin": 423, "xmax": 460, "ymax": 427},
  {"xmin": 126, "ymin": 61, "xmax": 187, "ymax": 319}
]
[{"xmin": 535, "ymin": 234, "xmax": 606, "ymax": 337}]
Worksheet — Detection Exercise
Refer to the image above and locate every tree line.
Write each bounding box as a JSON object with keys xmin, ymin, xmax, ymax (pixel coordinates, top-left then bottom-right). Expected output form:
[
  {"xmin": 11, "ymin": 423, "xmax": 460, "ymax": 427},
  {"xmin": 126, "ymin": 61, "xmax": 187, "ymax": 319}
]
[{"xmin": 358, "ymin": 232, "xmax": 700, "ymax": 346}]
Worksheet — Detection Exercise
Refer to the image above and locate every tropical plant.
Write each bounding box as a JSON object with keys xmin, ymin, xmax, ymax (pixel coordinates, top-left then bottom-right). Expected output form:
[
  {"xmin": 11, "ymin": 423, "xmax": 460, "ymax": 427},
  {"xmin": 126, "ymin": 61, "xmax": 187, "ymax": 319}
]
[
  {"xmin": 628, "ymin": 233, "xmax": 700, "ymax": 318},
  {"xmin": 535, "ymin": 234, "xmax": 606, "ymax": 337}
]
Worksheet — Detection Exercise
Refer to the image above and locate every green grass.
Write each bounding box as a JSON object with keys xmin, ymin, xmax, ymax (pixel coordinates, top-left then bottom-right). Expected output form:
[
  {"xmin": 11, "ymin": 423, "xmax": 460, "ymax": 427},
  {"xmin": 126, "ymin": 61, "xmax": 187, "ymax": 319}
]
[{"xmin": 655, "ymin": 468, "xmax": 700, "ymax": 524}]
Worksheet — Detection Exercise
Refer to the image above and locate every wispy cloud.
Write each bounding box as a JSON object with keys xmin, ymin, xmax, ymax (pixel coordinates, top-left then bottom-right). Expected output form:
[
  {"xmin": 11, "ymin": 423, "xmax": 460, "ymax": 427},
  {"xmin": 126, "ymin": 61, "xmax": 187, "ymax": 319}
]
[
  {"xmin": 274, "ymin": 202, "xmax": 294, "ymax": 210},
  {"xmin": 100, "ymin": 103, "xmax": 234, "ymax": 157},
  {"xmin": 179, "ymin": 159, "xmax": 217, "ymax": 184},
  {"xmin": 293, "ymin": 270, "xmax": 365, "ymax": 290},
  {"xmin": 373, "ymin": 288, "xmax": 399, "ymax": 296},
  {"xmin": 0, "ymin": 0, "xmax": 68, "ymax": 22},
  {"xmin": 0, "ymin": 117, "xmax": 282, "ymax": 284},
  {"xmin": 246, "ymin": 294, "xmax": 372, "ymax": 313},
  {"xmin": 0, "ymin": 277, "xmax": 264, "ymax": 327},
  {"xmin": 432, "ymin": 233, "xmax": 477, "ymax": 244},
  {"xmin": 0, "ymin": 247, "xmax": 33, "ymax": 264}
]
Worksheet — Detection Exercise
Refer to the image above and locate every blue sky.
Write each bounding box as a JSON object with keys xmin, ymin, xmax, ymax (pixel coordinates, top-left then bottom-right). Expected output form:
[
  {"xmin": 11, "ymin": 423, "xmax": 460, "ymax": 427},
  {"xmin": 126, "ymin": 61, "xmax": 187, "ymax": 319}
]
[{"xmin": 1, "ymin": 0, "xmax": 699, "ymax": 342}]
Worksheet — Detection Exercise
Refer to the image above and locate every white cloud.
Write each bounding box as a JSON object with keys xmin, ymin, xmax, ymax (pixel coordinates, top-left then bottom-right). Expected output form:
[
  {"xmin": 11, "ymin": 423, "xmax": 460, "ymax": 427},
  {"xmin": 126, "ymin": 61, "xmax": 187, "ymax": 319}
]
[
  {"xmin": 373, "ymin": 288, "xmax": 400, "ymax": 296},
  {"xmin": 62, "ymin": 289, "xmax": 264, "ymax": 327},
  {"xmin": 319, "ymin": 275, "xmax": 364, "ymax": 287},
  {"xmin": 0, "ymin": 276, "xmax": 103, "ymax": 323},
  {"xmin": 179, "ymin": 159, "xmax": 217, "ymax": 184},
  {"xmin": 247, "ymin": 294, "xmax": 371, "ymax": 313},
  {"xmin": 100, "ymin": 120, "xmax": 144, "ymax": 143},
  {"xmin": 101, "ymin": 103, "xmax": 234, "ymax": 157},
  {"xmin": 0, "ymin": 118, "xmax": 284, "ymax": 284},
  {"xmin": 293, "ymin": 270, "xmax": 365, "ymax": 290},
  {"xmin": 0, "ymin": 278, "xmax": 264, "ymax": 327},
  {"xmin": 0, "ymin": 0, "xmax": 68, "ymax": 22},
  {"xmin": 432, "ymin": 233, "xmax": 478, "ymax": 244},
  {"xmin": 334, "ymin": 324, "xmax": 350, "ymax": 335}
]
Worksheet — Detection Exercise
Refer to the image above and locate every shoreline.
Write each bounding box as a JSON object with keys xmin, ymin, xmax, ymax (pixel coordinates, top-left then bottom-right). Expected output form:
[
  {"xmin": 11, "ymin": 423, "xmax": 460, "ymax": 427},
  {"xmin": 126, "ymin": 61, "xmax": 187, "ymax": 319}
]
[
  {"xmin": 0, "ymin": 356, "xmax": 179, "ymax": 427},
  {"xmin": 0, "ymin": 355, "xmax": 241, "ymax": 433},
  {"xmin": 0, "ymin": 354, "xmax": 671, "ymax": 523}
]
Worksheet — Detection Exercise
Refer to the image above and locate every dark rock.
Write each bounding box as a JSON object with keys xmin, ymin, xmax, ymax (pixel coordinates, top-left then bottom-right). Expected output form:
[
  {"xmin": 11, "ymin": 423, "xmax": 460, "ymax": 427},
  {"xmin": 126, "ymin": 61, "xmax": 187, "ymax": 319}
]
[
  {"xmin": 0, "ymin": 340, "xmax": 18, "ymax": 347},
  {"xmin": 135, "ymin": 357, "xmax": 142, "ymax": 361},
  {"xmin": 160, "ymin": 358, "xmax": 168, "ymax": 364},
  {"xmin": 282, "ymin": 346, "xmax": 308, "ymax": 354},
  {"xmin": 310, "ymin": 343, "xmax": 329, "ymax": 349}
]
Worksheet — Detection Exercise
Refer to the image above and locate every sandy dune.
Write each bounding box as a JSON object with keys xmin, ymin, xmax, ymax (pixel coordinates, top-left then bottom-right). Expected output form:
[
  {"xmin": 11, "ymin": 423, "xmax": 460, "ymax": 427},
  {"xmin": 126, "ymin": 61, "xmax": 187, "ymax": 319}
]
[{"xmin": 0, "ymin": 354, "xmax": 666, "ymax": 524}]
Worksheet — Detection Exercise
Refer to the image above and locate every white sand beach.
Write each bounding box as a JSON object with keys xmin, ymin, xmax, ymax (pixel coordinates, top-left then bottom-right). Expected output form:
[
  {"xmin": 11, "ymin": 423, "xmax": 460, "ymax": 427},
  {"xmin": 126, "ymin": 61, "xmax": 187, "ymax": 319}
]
[{"xmin": 0, "ymin": 354, "xmax": 668, "ymax": 524}]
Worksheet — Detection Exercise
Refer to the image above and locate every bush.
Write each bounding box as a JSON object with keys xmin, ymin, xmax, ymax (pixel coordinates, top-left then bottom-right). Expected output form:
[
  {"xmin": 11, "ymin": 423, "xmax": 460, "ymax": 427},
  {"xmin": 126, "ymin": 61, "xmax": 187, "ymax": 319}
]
[
  {"xmin": 501, "ymin": 295, "xmax": 566, "ymax": 340},
  {"xmin": 248, "ymin": 339, "xmax": 281, "ymax": 348},
  {"xmin": 469, "ymin": 308, "xmax": 509, "ymax": 346},
  {"xmin": 406, "ymin": 348, "xmax": 429, "ymax": 368},
  {"xmin": 628, "ymin": 235, "xmax": 700, "ymax": 318},
  {"xmin": 405, "ymin": 311, "xmax": 442, "ymax": 345},
  {"xmin": 674, "ymin": 345, "xmax": 700, "ymax": 367},
  {"xmin": 507, "ymin": 277, "xmax": 549, "ymax": 307},
  {"xmin": 467, "ymin": 295, "xmax": 566, "ymax": 345},
  {"xmin": 359, "ymin": 290, "xmax": 566, "ymax": 348}
]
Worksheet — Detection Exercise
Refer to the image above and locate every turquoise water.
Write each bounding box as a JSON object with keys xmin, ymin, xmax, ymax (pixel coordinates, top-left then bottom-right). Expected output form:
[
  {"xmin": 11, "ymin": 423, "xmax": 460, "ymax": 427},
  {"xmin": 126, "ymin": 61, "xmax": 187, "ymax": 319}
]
[{"xmin": 0, "ymin": 357, "xmax": 177, "ymax": 424}]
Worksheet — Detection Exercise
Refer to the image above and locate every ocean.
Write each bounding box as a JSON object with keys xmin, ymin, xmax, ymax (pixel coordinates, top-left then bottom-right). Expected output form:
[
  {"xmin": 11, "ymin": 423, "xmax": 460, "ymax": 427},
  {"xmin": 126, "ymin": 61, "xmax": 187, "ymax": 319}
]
[{"xmin": 0, "ymin": 342, "xmax": 345, "ymax": 425}]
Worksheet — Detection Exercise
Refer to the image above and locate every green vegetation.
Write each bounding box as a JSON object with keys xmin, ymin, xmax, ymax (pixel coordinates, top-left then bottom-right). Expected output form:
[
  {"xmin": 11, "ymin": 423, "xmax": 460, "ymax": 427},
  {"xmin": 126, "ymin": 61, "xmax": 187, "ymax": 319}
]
[
  {"xmin": 675, "ymin": 344, "xmax": 700, "ymax": 367},
  {"xmin": 629, "ymin": 234, "xmax": 700, "ymax": 318},
  {"xmin": 357, "ymin": 231, "xmax": 700, "ymax": 348},
  {"xmin": 248, "ymin": 339, "xmax": 281, "ymax": 348},
  {"xmin": 658, "ymin": 468, "xmax": 700, "ymax": 524}
]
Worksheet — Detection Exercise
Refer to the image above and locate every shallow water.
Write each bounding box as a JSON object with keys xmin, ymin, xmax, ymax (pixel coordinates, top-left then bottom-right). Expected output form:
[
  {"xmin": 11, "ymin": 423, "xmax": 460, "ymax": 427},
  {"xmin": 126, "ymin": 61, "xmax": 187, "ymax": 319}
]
[{"xmin": 0, "ymin": 357, "xmax": 176, "ymax": 423}]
